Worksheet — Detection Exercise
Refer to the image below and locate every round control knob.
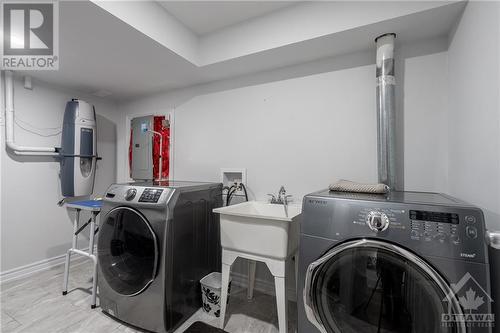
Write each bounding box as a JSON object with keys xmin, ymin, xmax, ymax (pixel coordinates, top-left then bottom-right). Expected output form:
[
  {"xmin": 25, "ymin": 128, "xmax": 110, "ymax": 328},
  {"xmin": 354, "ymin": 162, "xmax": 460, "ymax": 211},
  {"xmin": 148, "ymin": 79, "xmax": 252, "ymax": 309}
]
[
  {"xmin": 465, "ymin": 215, "xmax": 476, "ymax": 224},
  {"xmin": 125, "ymin": 188, "xmax": 137, "ymax": 201},
  {"xmin": 366, "ymin": 211, "xmax": 390, "ymax": 232}
]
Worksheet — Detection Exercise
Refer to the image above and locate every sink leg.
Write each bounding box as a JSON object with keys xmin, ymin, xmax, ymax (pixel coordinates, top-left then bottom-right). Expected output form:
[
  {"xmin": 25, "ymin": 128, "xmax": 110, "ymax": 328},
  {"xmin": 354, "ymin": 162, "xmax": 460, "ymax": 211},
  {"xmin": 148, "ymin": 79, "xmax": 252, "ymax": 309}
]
[
  {"xmin": 247, "ymin": 260, "xmax": 256, "ymax": 300},
  {"xmin": 274, "ymin": 275, "xmax": 288, "ymax": 333},
  {"xmin": 220, "ymin": 263, "xmax": 231, "ymax": 329}
]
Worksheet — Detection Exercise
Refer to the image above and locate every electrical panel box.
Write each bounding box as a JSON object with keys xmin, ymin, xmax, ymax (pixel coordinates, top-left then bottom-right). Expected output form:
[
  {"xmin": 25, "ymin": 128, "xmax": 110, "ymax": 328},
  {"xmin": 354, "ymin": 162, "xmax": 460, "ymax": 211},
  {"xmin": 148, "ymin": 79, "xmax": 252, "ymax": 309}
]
[{"xmin": 131, "ymin": 116, "xmax": 153, "ymax": 180}]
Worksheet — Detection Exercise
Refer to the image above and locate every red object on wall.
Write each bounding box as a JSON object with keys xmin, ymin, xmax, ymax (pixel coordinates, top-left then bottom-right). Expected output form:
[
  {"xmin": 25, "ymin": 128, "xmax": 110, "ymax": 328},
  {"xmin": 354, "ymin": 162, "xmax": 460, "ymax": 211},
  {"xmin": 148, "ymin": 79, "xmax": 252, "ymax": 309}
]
[
  {"xmin": 153, "ymin": 116, "xmax": 170, "ymax": 180},
  {"xmin": 129, "ymin": 127, "xmax": 133, "ymax": 178}
]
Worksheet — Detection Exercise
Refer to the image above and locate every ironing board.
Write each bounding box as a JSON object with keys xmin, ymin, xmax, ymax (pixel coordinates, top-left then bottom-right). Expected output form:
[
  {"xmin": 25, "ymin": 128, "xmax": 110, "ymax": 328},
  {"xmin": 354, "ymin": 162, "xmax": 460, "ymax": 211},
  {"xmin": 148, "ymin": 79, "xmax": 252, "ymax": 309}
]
[
  {"xmin": 66, "ymin": 200, "xmax": 102, "ymax": 211},
  {"xmin": 62, "ymin": 199, "xmax": 102, "ymax": 309}
]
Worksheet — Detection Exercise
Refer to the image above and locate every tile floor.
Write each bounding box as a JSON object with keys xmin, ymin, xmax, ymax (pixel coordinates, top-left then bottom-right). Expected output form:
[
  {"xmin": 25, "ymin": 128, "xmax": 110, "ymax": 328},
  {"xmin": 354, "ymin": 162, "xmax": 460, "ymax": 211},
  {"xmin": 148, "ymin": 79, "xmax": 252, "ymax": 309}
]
[{"xmin": 1, "ymin": 261, "xmax": 297, "ymax": 333}]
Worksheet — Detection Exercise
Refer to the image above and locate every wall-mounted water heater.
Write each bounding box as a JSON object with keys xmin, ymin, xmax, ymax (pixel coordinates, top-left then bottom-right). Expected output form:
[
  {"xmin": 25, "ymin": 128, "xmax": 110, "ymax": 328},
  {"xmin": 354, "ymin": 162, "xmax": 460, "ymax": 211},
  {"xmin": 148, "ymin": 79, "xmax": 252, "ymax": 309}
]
[
  {"xmin": 60, "ymin": 99, "xmax": 98, "ymax": 197},
  {"xmin": 4, "ymin": 71, "xmax": 99, "ymax": 198}
]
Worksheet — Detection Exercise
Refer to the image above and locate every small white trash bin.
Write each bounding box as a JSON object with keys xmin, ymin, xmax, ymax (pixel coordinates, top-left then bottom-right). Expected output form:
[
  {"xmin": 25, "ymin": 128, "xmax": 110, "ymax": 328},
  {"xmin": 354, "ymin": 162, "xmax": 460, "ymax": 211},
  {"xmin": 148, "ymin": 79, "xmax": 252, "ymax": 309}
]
[{"xmin": 200, "ymin": 272, "xmax": 231, "ymax": 318}]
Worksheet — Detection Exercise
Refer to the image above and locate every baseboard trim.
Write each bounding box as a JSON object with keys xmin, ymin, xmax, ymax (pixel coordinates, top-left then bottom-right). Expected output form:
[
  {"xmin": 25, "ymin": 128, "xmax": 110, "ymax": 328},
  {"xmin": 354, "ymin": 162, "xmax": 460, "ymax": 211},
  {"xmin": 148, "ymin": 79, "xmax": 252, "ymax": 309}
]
[
  {"xmin": 0, "ymin": 246, "xmax": 94, "ymax": 284},
  {"xmin": 231, "ymin": 271, "xmax": 297, "ymax": 302}
]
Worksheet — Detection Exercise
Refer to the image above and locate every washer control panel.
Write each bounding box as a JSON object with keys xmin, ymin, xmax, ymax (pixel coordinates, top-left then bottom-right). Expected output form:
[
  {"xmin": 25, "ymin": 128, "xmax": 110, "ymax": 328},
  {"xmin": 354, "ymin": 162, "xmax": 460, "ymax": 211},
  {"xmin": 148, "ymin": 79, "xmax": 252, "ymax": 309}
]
[
  {"xmin": 138, "ymin": 188, "xmax": 164, "ymax": 203},
  {"xmin": 104, "ymin": 184, "xmax": 171, "ymax": 205}
]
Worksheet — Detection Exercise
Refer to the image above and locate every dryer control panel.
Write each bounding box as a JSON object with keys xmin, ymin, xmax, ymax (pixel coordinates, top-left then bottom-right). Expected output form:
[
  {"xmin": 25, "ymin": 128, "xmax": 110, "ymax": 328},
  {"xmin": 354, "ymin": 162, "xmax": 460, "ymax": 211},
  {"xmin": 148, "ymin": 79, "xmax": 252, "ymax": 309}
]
[
  {"xmin": 302, "ymin": 190, "xmax": 488, "ymax": 263},
  {"xmin": 409, "ymin": 210, "xmax": 459, "ymax": 244},
  {"xmin": 355, "ymin": 208, "xmax": 482, "ymax": 244},
  {"xmin": 354, "ymin": 207, "xmax": 486, "ymax": 263}
]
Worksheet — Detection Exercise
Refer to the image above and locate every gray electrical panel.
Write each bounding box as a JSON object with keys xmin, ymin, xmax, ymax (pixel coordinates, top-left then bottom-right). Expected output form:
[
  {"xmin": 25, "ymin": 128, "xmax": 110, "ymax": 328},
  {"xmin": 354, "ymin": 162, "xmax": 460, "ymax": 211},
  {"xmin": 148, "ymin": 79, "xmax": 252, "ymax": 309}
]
[{"xmin": 131, "ymin": 116, "xmax": 153, "ymax": 180}]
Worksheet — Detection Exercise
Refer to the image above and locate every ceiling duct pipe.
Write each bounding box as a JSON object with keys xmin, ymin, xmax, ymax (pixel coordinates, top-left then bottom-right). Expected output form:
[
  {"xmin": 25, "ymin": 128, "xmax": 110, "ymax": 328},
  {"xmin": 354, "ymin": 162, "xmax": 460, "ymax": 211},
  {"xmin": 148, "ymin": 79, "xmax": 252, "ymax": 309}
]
[{"xmin": 375, "ymin": 33, "xmax": 397, "ymax": 190}]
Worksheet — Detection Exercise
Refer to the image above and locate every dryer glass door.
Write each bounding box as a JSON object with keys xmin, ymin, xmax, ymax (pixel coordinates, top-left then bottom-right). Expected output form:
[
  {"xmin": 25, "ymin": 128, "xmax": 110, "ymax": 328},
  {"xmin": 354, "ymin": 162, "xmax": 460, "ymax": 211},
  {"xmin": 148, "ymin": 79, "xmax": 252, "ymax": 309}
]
[
  {"xmin": 304, "ymin": 239, "xmax": 464, "ymax": 333},
  {"xmin": 98, "ymin": 207, "xmax": 158, "ymax": 296}
]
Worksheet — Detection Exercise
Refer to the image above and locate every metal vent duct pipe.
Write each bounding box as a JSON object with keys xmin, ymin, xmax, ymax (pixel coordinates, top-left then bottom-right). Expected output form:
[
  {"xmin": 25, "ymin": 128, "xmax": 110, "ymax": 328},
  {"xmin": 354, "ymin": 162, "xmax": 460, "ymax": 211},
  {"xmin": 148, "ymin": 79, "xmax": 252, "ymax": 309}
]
[{"xmin": 375, "ymin": 33, "xmax": 397, "ymax": 190}]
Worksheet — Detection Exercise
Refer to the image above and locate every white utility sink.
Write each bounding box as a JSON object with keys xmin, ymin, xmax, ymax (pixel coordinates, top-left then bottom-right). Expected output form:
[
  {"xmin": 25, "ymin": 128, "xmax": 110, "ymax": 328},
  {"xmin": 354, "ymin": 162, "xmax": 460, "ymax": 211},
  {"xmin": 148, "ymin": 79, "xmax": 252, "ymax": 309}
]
[{"xmin": 213, "ymin": 201, "xmax": 301, "ymax": 260}]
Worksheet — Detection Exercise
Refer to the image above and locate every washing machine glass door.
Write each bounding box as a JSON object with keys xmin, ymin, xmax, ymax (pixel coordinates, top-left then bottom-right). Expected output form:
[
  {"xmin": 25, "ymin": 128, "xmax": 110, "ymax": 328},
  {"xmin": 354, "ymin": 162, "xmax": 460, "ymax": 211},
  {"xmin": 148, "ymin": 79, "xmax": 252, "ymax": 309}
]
[
  {"xmin": 304, "ymin": 239, "xmax": 465, "ymax": 333},
  {"xmin": 98, "ymin": 206, "xmax": 158, "ymax": 296}
]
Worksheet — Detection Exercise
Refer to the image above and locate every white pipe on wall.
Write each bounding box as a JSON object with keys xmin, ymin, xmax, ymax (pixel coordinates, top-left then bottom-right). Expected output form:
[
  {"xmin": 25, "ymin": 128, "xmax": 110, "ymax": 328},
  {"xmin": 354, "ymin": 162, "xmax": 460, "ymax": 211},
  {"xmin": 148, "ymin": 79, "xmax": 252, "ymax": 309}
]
[{"xmin": 3, "ymin": 71, "xmax": 58, "ymax": 155}]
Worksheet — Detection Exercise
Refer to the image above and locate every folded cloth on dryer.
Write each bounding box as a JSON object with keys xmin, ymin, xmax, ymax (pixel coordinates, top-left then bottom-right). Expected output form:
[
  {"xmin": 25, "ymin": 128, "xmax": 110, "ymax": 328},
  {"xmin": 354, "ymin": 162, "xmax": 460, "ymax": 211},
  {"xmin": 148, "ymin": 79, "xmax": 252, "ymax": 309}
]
[{"xmin": 329, "ymin": 179, "xmax": 390, "ymax": 194}]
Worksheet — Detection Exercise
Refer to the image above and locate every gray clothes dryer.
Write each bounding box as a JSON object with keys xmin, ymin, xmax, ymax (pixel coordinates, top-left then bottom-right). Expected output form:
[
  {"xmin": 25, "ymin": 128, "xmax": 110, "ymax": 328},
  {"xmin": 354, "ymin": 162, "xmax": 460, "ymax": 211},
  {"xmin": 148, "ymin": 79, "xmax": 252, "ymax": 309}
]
[
  {"xmin": 298, "ymin": 190, "xmax": 493, "ymax": 333},
  {"xmin": 97, "ymin": 181, "xmax": 222, "ymax": 333}
]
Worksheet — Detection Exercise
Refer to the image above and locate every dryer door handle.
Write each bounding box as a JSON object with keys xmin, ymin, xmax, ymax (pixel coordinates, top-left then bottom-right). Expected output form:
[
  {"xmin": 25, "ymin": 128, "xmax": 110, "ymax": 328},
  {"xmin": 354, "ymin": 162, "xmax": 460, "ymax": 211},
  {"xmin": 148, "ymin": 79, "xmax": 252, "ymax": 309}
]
[{"xmin": 487, "ymin": 230, "xmax": 500, "ymax": 250}]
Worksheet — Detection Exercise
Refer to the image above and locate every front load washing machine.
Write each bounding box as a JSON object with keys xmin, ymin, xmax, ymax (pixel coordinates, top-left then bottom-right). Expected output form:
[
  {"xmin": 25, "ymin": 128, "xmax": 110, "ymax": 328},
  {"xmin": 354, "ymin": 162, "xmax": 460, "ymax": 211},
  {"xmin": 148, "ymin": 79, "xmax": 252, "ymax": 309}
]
[
  {"xmin": 298, "ymin": 190, "xmax": 493, "ymax": 333},
  {"xmin": 97, "ymin": 181, "xmax": 222, "ymax": 333}
]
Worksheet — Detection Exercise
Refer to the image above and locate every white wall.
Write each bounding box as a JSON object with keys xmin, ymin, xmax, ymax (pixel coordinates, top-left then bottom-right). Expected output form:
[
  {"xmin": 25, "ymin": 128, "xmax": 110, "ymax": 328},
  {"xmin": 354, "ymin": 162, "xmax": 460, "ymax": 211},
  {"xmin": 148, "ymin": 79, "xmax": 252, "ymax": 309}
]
[
  {"xmin": 116, "ymin": 41, "xmax": 448, "ymax": 186},
  {"xmin": 447, "ymin": 1, "xmax": 500, "ymax": 230},
  {"xmin": 0, "ymin": 74, "xmax": 119, "ymax": 273},
  {"xmin": 117, "ymin": 44, "xmax": 449, "ymax": 292},
  {"xmin": 174, "ymin": 64, "xmax": 378, "ymax": 199},
  {"xmin": 404, "ymin": 52, "xmax": 449, "ymax": 192}
]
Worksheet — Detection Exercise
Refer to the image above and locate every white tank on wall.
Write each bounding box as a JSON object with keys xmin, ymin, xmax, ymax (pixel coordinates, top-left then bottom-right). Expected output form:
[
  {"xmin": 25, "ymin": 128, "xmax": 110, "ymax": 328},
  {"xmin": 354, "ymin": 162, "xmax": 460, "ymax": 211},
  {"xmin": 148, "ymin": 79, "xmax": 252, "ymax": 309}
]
[{"xmin": 60, "ymin": 99, "xmax": 98, "ymax": 197}]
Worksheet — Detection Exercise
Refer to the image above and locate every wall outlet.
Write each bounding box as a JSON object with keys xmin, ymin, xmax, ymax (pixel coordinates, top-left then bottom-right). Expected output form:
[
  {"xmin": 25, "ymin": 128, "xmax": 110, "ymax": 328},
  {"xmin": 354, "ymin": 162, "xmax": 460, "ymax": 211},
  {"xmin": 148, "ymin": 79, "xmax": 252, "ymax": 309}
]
[{"xmin": 221, "ymin": 168, "xmax": 247, "ymax": 196}]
